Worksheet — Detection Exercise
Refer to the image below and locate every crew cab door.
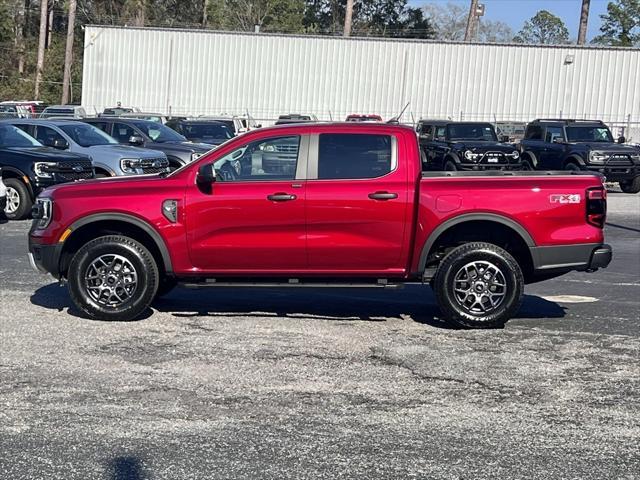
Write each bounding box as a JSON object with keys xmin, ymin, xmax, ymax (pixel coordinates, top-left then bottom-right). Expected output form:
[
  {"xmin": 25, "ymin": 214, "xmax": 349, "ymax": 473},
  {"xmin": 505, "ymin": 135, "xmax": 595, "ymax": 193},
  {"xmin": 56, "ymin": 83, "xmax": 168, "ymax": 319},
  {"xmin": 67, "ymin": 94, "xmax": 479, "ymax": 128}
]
[
  {"xmin": 186, "ymin": 134, "xmax": 308, "ymax": 272},
  {"xmin": 541, "ymin": 126, "xmax": 566, "ymax": 167},
  {"xmin": 305, "ymin": 132, "xmax": 411, "ymax": 274}
]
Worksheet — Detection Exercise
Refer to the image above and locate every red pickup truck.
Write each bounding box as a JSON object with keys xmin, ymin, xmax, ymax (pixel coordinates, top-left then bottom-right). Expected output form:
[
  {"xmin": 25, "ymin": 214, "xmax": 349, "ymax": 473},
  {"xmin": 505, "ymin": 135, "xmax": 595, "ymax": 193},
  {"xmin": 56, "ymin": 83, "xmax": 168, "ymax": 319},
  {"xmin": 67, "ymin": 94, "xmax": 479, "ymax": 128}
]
[{"xmin": 28, "ymin": 123, "xmax": 611, "ymax": 328}]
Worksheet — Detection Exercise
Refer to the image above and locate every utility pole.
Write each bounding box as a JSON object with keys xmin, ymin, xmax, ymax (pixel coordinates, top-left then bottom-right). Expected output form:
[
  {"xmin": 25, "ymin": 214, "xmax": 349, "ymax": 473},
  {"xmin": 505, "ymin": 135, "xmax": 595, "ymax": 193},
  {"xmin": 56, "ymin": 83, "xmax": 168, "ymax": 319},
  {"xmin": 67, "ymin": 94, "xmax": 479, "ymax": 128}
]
[
  {"xmin": 35, "ymin": 0, "xmax": 48, "ymax": 99},
  {"xmin": 61, "ymin": 0, "xmax": 77, "ymax": 104},
  {"xmin": 202, "ymin": 0, "xmax": 210, "ymax": 26},
  {"xmin": 344, "ymin": 0, "xmax": 354, "ymax": 37},
  {"xmin": 464, "ymin": 0, "xmax": 479, "ymax": 41},
  {"xmin": 577, "ymin": 0, "xmax": 590, "ymax": 45}
]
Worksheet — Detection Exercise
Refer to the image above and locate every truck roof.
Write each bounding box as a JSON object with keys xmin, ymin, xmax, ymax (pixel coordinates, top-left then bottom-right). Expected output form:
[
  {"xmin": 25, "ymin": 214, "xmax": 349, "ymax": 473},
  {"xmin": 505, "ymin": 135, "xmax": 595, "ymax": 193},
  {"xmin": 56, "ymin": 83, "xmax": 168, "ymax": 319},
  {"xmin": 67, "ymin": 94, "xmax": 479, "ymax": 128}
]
[{"xmin": 530, "ymin": 119, "xmax": 606, "ymax": 126}]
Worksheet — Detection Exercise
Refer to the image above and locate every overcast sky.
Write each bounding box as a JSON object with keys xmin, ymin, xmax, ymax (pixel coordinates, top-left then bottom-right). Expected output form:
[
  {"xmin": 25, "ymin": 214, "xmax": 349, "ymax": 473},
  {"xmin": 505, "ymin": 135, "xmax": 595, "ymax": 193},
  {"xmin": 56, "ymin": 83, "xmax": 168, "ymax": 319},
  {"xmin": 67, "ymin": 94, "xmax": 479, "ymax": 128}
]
[{"xmin": 410, "ymin": 0, "xmax": 610, "ymax": 41}]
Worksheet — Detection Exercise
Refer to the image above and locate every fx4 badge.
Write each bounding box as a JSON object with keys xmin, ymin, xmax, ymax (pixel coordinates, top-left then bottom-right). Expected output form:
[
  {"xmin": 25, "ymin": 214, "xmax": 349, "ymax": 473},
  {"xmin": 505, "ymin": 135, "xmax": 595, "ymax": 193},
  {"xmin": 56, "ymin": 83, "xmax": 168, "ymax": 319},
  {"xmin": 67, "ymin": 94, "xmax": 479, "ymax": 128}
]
[{"xmin": 550, "ymin": 194, "xmax": 581, "ymax": 204}]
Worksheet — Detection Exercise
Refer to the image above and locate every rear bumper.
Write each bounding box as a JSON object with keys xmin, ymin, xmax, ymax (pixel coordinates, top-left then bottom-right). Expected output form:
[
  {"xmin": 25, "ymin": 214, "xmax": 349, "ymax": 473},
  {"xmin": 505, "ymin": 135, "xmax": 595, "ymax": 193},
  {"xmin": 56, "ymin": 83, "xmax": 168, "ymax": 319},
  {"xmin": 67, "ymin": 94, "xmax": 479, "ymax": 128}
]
[
  {"xmin": 531, "ymin": 243, "xmax": 612, "ymax": 272},
  {"xmin": 28, "ymin": 238, "xmax": 63, "ymax": 278}
]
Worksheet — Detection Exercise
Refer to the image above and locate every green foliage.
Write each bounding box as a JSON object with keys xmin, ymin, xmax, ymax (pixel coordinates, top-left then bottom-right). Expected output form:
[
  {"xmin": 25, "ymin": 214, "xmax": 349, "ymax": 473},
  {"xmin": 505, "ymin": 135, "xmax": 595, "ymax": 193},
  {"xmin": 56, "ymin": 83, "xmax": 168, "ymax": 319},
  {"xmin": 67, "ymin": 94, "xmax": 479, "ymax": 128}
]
[
  {"xmin": 514, "ymin": 10, "xmax": 570, "ymax": 44},
  {"xmin": 592, "ymin": 0, "xmax": 640, "ymax": 46}
]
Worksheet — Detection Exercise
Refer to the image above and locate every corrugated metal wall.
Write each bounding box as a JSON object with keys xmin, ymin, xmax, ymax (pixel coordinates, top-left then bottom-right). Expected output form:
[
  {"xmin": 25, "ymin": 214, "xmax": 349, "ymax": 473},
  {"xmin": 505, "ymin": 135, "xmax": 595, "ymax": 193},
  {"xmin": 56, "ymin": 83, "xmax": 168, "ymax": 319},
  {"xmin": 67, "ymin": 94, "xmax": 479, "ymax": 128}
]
[{"xmin": 82, "ymin": 26, "xmax": 640, "ymax": 124}]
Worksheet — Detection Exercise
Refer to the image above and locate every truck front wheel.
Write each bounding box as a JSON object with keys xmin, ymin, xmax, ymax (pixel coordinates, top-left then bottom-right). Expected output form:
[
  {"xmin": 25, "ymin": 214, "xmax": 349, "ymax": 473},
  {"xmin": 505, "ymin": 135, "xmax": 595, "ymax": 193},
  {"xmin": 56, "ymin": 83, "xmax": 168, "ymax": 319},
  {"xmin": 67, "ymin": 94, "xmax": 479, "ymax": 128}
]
[
  {"xmin": 68, "ymin": 235, "xmax": 159, "ymax": 321},
  {"xmin": 432, "ymin": 242, "xmax": 524, "ymax": 329},
  {"xmin": 620, "ymin": 177, "xmax": 640, "ymax": 194}
]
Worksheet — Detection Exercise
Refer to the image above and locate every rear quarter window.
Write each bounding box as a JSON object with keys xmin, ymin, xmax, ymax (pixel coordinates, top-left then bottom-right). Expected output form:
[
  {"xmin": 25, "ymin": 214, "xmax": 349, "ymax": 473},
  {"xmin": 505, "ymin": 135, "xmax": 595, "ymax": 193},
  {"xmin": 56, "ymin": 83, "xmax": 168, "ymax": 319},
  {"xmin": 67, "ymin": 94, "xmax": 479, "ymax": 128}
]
[{"xmin": 317, "ymin": 133, "xmax": 395, "ymax": 180}]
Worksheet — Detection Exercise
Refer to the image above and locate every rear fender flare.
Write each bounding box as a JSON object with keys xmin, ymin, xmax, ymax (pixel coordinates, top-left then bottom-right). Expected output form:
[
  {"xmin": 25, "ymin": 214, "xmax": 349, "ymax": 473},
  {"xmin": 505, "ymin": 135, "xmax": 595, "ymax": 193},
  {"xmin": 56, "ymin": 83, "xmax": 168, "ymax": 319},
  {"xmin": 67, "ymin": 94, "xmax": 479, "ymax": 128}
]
[{"xmin": 417, "ymin": 213, "xmax": 535, "ymax": 272}]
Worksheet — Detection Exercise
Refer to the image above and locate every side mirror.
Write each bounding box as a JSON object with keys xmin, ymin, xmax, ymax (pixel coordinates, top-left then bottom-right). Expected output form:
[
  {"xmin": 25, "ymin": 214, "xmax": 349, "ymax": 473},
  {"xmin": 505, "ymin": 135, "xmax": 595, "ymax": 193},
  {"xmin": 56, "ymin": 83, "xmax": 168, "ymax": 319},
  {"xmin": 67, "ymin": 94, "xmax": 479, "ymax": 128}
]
[
  {"xmin": 48, "ymin": 138, "xmax": 68, "ymax": 149},
  {"xmin": 196, "ymin": 163, "xmax": 216, "ymax": 184},
  {"xmin": 128, "ymin": 135, "xmax": 144, "ymax": 146},
  {"xmin": 618, "ymin": 136, "xmax": 626, "ymax": 144},
  {"xmin": 500, "ymin": 135, "xmax": 510, "ymax": 143}
]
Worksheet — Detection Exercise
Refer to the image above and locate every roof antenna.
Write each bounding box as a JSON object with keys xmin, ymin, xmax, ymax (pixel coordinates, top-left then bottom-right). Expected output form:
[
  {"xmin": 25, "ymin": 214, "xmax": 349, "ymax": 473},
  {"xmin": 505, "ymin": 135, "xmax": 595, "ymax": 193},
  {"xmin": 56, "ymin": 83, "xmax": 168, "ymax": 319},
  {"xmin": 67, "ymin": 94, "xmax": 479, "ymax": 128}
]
[{"xmin": 387, "ymin": 102, "xmax": 410, "ymax": 124}]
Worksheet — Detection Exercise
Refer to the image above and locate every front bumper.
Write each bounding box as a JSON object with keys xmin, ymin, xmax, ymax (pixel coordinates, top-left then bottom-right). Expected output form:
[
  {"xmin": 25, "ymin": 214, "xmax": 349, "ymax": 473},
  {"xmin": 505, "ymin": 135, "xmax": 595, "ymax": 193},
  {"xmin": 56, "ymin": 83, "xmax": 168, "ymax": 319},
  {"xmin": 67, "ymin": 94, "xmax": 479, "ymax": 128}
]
[
  {"xmin": 28, "ymin": 238, "xmax": 63, "ymax": 278},
  {"xmin": 585, "ymin": 164, "xmax": 639, "ymax": 182},
  {"xmin": 458, "ymin": 161, "xmax": 522, "ymax": 171}
]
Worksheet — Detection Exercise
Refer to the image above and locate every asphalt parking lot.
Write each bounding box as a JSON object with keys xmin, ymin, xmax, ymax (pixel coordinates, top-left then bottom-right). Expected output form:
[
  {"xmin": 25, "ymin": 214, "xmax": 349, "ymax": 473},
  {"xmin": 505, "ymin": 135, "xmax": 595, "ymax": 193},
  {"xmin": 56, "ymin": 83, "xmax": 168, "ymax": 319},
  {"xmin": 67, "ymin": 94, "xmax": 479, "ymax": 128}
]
[{"xmin": 1, "ymin": 193, "xmax": 638, "ymax": 480}]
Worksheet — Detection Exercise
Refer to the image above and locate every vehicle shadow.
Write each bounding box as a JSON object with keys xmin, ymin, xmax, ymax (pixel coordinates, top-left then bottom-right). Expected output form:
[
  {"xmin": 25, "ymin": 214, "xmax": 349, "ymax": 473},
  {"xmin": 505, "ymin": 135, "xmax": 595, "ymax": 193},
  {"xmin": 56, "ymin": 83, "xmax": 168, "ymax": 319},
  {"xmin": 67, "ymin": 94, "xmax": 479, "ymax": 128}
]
[
  {"xmin": 30, "ymin": 283, "xmax": 566, "ymax": 329},
  {"xmin": 107, "ymin": 456, "xmax": 150, "ymax": 480}
]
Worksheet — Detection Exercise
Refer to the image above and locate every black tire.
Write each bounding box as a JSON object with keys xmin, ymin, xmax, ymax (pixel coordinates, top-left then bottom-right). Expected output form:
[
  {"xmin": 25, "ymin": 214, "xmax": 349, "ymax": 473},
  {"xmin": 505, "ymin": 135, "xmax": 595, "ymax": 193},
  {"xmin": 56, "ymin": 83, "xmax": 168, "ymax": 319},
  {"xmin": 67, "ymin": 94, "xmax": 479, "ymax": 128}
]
[
  {"xmin": 620, "ymin": 176, "xmax": 640, "ymax": 194},
  {"xmin": 444, "ymin": 160, "xmax": 458, "ymax": 171},
  {"xmin": 565, "ymin": 162, "xmax": 581, "ymax": 172},
  {"xmin": 156, "ymin": 276, "xmax": 178, "ymax": 298},
  {"xmin": 3, "ymin": 178, "xmax": 33, "ymax": 220},
  {"xmin": 520, "ymin": 159, "xmax": 534, "ymax": 171},
  {"xmin": 68, "ymin": 235, "xmax": 159, "ymax": 321},
  {"xmin": 432, "ymin": 242, "xmax": 524, "ymax": 329}
]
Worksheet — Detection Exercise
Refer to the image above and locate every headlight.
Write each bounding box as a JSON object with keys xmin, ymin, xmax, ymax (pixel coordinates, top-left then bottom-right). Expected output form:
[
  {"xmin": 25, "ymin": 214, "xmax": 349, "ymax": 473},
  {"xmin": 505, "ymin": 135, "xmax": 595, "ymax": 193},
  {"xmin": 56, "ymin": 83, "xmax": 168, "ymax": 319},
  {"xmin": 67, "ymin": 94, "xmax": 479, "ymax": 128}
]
[
  {"xmin": 120, "ymin": 158, "xmax": 141, "ymax": 174},
  {"xmin": 191, "ymin": 152, "xmax": 202, "ymax": 162},
  {"xmin": 589, "ymin": 151, "xmax": 608, "ymax": 164},
  {"xmin": 34, "ymin": 162, "xmax": 57, "ymax": 178},
  {"xmin": 464, "ymin": 150, "xmax": 480, "ymax": 161},
  {"xmin": 262, "ymin": 144, "xmax": 276, "ymax": 152},
  {"xmin": 32, "ymin": 197, "xmax": 52, "ymax": 229},
  {"xmin": 511, "ymin": 150, "xmax": 520, "ymax": 159}
]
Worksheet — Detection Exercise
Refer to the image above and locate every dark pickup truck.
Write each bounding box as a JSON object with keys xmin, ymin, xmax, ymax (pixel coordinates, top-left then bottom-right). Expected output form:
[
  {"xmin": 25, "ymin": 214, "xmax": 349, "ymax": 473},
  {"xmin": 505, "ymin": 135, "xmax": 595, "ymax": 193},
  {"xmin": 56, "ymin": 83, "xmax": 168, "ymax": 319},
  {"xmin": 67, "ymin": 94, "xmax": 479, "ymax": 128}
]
[
  {"xmin": 520, "ymin": 119, "xmax": 640, "ymax": 194},
  {"xmin": 416, "ymin": 120, "xmax": 521, "ymax": 171},
  {"xmin": 0, "ymin": 123, "xmax": 93, "ymax": 219}
]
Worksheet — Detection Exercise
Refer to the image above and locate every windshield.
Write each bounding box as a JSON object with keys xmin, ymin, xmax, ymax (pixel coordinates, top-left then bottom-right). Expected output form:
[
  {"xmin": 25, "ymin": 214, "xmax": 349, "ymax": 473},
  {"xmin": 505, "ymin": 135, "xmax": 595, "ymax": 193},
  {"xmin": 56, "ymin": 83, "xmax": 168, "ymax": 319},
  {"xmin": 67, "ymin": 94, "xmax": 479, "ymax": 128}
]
[
  {"xmin": 59, "ymin": 123, "xmax": 118, "ymax": 147},
  {"xmin": 447, "ymin": 124, "xmax": 498, "ymax": 141},
  {"xmin": 183, "ymin": 123, "xmax": 233, "ymax": 140},
  {"xmin": 0, "ymin": 124, "xmax": 42, "ymax": 147},
  {"xmin": 566, "ymin": 126, "xmax": 614, "ymax": 143},
  {"xmin": 131, "ymin": 121, "xmax": 186, "ymax": 143}
]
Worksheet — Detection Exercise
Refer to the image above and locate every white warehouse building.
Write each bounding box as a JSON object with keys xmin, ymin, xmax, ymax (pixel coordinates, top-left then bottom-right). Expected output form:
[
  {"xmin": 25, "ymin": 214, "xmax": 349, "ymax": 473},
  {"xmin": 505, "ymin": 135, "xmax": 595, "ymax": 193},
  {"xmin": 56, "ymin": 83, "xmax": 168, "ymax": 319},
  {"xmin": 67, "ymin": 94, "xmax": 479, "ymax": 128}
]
[{"xmin": 82, "ymin": 25, "xmax": 639, "ymax": 129}]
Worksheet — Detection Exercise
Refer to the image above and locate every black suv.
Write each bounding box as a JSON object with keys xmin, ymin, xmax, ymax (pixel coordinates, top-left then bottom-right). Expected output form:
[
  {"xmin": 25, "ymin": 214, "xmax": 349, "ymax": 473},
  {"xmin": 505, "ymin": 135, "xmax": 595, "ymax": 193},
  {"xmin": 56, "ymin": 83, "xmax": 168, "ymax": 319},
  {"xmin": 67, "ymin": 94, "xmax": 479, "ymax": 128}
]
[
  {"xmin": 416, "ymin": 120, "xmax": 521, "ymax": 171},
  {"xmin": 0, "ymin": 123, "xmax": 93, "ymax": 219},
  {"xmin": 82, "ymin": 118, "xmax": 213, "ymax": 170},
  {"xmin": 520, "ymin": 119, "xmax": 640, "ymax": 193}
]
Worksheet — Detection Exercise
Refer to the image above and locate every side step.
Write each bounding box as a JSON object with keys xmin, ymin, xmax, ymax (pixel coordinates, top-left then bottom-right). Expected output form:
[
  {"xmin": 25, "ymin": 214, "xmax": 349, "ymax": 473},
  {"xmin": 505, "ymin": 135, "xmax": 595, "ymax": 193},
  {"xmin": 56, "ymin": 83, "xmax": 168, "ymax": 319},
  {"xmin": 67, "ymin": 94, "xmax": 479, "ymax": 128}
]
[{"xmin": 179, "ymin": 278, "xmax": 404, "ymax": 289}]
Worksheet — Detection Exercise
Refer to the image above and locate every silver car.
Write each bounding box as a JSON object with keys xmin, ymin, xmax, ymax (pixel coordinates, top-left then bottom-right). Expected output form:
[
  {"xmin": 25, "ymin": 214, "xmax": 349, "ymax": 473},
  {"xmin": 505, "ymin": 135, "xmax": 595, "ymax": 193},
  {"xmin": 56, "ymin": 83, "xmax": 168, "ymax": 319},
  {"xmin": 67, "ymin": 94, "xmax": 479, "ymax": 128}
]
[{"xmin": 6, "ymin": 120, "xmax": 169, "ymax": 176}]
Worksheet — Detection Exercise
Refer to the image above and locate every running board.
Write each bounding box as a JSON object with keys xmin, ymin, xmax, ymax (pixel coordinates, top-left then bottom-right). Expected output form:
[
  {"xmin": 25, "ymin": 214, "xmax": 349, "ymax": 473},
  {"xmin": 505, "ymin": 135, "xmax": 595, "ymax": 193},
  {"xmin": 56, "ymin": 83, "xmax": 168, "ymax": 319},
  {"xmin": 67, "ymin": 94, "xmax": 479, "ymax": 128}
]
[{"xmin": 179, "ymin": 279, "xmax": 404, "ymax": 289}]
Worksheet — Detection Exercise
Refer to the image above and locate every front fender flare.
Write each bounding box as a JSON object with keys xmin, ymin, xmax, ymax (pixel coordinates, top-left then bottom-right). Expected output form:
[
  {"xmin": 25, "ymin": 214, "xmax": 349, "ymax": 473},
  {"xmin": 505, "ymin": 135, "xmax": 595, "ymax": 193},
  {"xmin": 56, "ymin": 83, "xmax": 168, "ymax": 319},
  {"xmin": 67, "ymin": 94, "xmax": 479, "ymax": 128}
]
[{"xmin": 67, "ymin": 213, "xmax": 173, "ymax": 273}]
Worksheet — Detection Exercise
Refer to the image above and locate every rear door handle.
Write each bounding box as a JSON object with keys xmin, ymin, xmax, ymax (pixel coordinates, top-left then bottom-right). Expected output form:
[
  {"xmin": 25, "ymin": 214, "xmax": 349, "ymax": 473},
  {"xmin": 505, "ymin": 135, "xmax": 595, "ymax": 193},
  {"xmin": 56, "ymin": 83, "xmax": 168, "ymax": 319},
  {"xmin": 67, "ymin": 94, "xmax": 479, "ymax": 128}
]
[
  {"xmin": 368, "ymin": 191, "xmax": 398, "ymax": 200},
  {"xmin": 267, "ymin": 193, "xmax": 297, "ymax": 202}
]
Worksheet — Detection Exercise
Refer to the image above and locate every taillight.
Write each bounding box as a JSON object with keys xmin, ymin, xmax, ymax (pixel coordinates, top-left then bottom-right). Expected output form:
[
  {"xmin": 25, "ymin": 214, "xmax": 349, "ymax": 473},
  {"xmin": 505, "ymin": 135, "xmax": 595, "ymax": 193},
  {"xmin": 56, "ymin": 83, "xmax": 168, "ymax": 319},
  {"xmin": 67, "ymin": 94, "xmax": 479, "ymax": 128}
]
[{"xmin": 586, "ymin": 187, "xmax": 606, "ymax": 228}]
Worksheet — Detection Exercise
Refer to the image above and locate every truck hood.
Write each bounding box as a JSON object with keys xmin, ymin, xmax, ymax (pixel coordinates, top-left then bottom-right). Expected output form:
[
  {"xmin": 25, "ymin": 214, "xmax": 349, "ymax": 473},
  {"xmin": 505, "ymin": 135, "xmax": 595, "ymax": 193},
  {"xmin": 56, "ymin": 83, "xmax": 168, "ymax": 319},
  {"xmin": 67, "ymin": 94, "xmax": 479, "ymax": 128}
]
[
  {"xmin": 182, "ymin": 136, "xmax": 227, "ymax": 146},
  {"xmin": 574, "ymin": 142, "xmax": 640, "ymax": 153},
  {"xmin": 42, "ymin": 171, "xmax": 172, "ymax": 199},
  {"xmin": 451, "ymin": 141, "xmax": 517, "ymax": 152},
  {"xmin": 2, "ymin": 146, "xmax": 90, "ymax": 161},
  {"xmin": 87, "ymin": 144, "xmax": 167, "ymax": 159},
  {"xmin": 155, "ymin": 141, "xmax": 214, "ymax": 153}
]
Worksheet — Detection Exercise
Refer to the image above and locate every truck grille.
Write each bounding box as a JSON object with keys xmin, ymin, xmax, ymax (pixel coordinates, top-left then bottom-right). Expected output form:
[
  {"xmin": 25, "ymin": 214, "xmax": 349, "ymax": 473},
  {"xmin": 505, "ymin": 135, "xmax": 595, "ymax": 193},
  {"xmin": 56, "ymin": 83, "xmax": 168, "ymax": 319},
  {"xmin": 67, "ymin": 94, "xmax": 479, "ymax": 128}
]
[
  {"xmin": 275, "ymin": 144, "xmax": 298, "ymax": 153},
  {"xmin": 54, "ymin": 161, "xmax": 95, "ymax": 182},
  {"xmin": 140, "ymin": 157, "xmax": 169, "ymax": 174}
]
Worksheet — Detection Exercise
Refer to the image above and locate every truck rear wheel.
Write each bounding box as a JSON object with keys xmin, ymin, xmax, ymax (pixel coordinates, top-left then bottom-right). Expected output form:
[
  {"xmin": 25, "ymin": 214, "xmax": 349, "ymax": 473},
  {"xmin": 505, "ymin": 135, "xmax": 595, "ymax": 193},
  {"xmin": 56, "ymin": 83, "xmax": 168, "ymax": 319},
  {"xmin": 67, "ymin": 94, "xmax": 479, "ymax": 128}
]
[
  {"xmin": 68, "ymin": 235, "xmax": 159, "ymax": 321},
  {"xmin": 432, "ymin": 242, "xmax": 524, "ymax": 329},
  {"xmin": 620, "ymin": 177, "xmax": 640, "ymax": 194}
]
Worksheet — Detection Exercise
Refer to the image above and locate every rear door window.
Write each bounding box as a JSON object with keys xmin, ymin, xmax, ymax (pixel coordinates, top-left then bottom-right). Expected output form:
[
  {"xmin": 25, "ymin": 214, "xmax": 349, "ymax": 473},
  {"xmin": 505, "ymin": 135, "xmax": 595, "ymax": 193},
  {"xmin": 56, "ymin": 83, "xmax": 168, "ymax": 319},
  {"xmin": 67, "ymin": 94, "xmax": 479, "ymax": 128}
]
[{"xmin": 317, "ymin": 133, "xmax": 394, "ymax": 180}]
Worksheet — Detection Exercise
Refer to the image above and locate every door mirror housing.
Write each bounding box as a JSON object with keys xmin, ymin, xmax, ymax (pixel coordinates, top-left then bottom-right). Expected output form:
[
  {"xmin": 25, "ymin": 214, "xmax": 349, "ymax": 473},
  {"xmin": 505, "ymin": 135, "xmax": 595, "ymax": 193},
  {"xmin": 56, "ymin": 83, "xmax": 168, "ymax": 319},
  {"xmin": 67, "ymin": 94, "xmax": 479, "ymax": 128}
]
[
  {"xmin": 500, "ymin": 135, "xmax": 510, "ymax": 143},
  {"xmin": 552, "ymin": 137, "xmax": 564, "ymax": 144},
  {"xmin": 618, "ymin": 136, "xmax": 626, "ymax": 144},
  {"xmin": 48, "ymin": 138, "xmax": 68, "ymax": 149},
  {"xmin": 196, "ymin": 163, "xmax": 216, "ymax": 184},
  {"xmin": 128, "ymin": 135, "xmax": 144, "ymax": 146}
]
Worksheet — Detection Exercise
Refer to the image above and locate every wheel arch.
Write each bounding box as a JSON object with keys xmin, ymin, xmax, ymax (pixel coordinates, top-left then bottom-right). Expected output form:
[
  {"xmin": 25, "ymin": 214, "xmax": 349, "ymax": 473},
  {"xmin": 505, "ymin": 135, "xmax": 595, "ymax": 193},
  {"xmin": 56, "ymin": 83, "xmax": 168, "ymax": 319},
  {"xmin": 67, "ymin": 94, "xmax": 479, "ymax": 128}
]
[
  {"xmin": 1, "ymin": 166, "xmax": 36, "ymax": 199},
  {"xmin": 418, "ymin": 214, "xmax": 535, "ymax": 280},
  {"xmin": 59, "ymin": 213, "xmax": 173, "ymax": 277},
  {"xmin": 564, "ymin": 154, "xmax": 586, "ymax": 168}
]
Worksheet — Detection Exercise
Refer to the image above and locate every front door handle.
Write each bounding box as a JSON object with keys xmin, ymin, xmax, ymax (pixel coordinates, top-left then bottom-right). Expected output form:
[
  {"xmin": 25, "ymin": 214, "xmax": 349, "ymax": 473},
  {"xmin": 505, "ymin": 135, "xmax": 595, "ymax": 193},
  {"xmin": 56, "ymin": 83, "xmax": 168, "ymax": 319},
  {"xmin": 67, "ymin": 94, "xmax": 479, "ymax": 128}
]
[
  {"xmin": 368, "ymin": 191, "xmax": 398, "ymax": 200},
  {"xmin": 267, "ymin": 193, "xmax": 297, "ymax": 202}
]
